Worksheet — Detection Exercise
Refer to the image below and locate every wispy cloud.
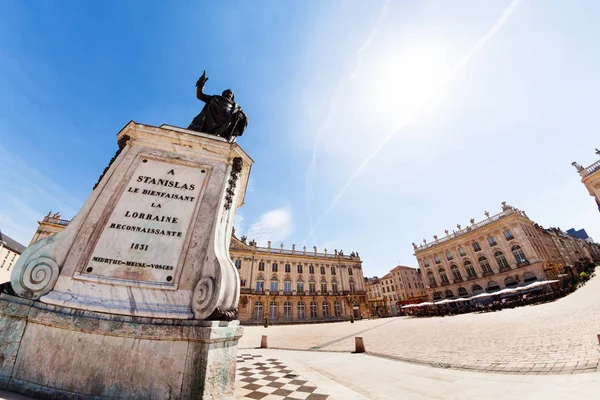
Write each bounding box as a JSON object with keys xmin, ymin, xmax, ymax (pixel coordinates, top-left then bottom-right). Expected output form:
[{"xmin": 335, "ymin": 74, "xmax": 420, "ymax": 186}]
[
  {"xmin": 303, "ymin": 0, "xmax": 524, "ymax": 243},
  {"xmin": 245, "ymin": 207, "xmax": 293, "ymax": 247}
]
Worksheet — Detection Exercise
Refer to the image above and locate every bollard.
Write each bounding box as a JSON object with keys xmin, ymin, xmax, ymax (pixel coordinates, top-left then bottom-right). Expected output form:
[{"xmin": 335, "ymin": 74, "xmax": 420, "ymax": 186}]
[
  {"xmin": 355, "ymin": 336, "xmax": 365, "ymax": 353},
  {"xmin": 261, "ymin": 335, "xmax": 268, "ymax": 349},
  {"xmin": 350, "ymin": 314, "xmax": 355, "ymax": 324}
]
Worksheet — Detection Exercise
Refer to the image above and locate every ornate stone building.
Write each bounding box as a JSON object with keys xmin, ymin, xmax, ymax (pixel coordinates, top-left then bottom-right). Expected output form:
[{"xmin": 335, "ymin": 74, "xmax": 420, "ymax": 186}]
[
  {"xmin": 0, "ymin": 231, "xmax": 26, "ymax": 284},
  {"xmin": 413, "ymin": 202, "xmax": 559, "ymax": 301},
  {"xmin": 364, "ymin": 266, "xmax": 426, "ymax": 316},
  {"xmin": 29, "ymin": 212, "xmax": 71, "ymax": 245},
  {"xmin": 231, "ymin": 237, "xmax": 367, "ymax": 324},
  {"xmin": 365, "ymin": 277, "xmax": 385, "ymax": 317},
  {"xmin": 572, "ymin": 149, "xmax": 600, "ymax": 211}
]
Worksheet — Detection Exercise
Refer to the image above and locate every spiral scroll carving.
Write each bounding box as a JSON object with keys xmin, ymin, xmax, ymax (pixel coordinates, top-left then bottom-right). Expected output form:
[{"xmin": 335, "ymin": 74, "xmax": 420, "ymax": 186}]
[
  {"xmin": 192, "ymin": 276, "xmax": 217, "ymax": 319},
  {"xmin": 12, "ymin": 256, "xmax": 60, "ymax": 300}
]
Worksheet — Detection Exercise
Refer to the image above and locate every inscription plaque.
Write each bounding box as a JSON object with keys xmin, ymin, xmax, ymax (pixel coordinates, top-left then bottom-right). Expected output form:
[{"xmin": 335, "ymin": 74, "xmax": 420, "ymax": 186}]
[{"xmin": 84, "ymin": 158, "xmax": 206, "ymax": 285}]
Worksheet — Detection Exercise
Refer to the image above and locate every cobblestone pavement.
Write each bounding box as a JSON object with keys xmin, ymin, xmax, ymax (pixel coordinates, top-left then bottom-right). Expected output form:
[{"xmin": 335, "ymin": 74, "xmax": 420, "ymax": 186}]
[{"xmin": 239, "ymin": 276, "xmax": 600, "ymax": 375}]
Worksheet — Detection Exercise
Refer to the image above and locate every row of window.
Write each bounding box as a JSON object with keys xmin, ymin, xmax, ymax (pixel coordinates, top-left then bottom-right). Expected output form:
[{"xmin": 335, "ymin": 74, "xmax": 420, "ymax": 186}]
[
  {"xmin": 431, "ymin": 272, "xmax": 538, "ymax": 299},
  {"xmin": 423, "ymin": 230, "xmax": 515, "ymax": 267},
  {"xmin": 255, "ymin": 276, "xmax": 356, "ymax": 293},
  {"xmin": 253, "ymin": 300, "xmax": 343, "ymax": 320},
  {"xmin": 426, "ymin": 246, "xmax": 527, "ymax": 286},
  {"xmin": 236, "ymin": 261, "xmax": 354, "ymax": 276}
]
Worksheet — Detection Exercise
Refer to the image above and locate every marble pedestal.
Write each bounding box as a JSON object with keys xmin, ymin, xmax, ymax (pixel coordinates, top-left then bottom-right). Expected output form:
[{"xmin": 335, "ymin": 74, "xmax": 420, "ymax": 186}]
[
  {"xmin": 3, "ymin": 122, "xmax": 253, "ymax": 399},
  {"xmin": 0, "ymin": 293, "xmax": 243, "ymax": 399}
]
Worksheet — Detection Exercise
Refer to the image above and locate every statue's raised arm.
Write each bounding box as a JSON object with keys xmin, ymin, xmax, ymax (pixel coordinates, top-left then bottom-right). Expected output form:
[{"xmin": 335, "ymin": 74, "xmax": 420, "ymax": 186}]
[{"xmin": 188, "ymin": 71, "xmax": 248, "ymax": 142}]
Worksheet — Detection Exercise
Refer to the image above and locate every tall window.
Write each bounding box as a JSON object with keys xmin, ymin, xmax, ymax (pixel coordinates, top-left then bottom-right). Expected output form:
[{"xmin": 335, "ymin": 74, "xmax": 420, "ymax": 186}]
[
  {"xmin": 309, "ymin": 265, "xmax": 315, "ymax": 274},
  {"xmin": 349, "ymin": 279, "xmax": 356, "ymax": 293},
  {"xmin": 504, "ymin": 230, "xmax": 515, "ymax": 241},
  {"xmin": 320, "ymin": 279, "xmax": 327, "ymax": 293},
  {"xmin": 472, "ymin": 242, "xmax": 482, "ymax": 252},
  {"xmin": 450, "ymin": 265, "xmax": 462, "ymax": 281},
  {"xmin": 434, "ymin": 255, "xmax": 441, "ymax": 264},
  {"xmin": 512, "ymin": 245, "xmax": 527, "ymax": 263},
  {"xmin": 479, "ymin": 256, "xmax": 492, "ymax": 274},
  {"xmin": 309, "ymin": 278, "xmax": 316, "ymax": 293},
  {"xmin": 297, "ymin": 278, "xmax": 304, "ymax": 293},
  {"xmin": 322, "ymin": 301, "xmax": 330, "ymax": 318},
  {"xmin": 270, "ymin": 277, "xmax": 279, "ymax": 292},
  {"xmin": 297, "ymin": 264, "xmax": 303, "ymax": 273},
  {"xmin": 269, "ymin": 300, "xmax": 278, "ymax": 320},
  {"xmin": 258, "ymin": 262, "xmax": 265, "ymax": 271},
  {"xmin": 423, "ymin": 259, "xmax": 430, "ymax": 267},
  {"xmin": 332, "ymin": 281, "xmax": 338, "ymax": 293},
  {"xmin": 234, "ymin": 259, "xmax": 242, "ymax": 269},
  {"xmin": 272, "ymin": 263, "xmax": 278, "ymax": 272},
  {"xmin": 310, "ymin": 301, "xmax": 318, "ymax": 319},
  {"xmin": 438, "ymin": 268, "xmax": 449, "ymax": 284},
  {"xmin": 459, "ymin": 247, "xmax": 467, "ymax": 257},
  {"xmin": 284, "ymin": 279, "xmax": 292, "ymax": 293},
  {"xmin": 464, "ymin": 261, "xmax": 477, "ymax": 278},
  {"xmin": 297, "ymin": 301, "xmax": 305, "ymax": 320},
  {"xmin": 488, "ymin": 237, "xmax": 497, "ymax": 247},
  {"xmin": 331, "ymin": 267, "xmax": 336, "ymax": 275},
  {"xmin": 256, "ymin": 279, "xmax": 264, "ymax": 292},
  {"xmin": 445, "ymin": 251, "xmax": 453, "ymax": 260},
  {"xmin": 254, "ymin": 301, "xmax": 263, "ymax": 320},
  {"xmin": 285, "ymin": 264, "xmax": 291, "ymax": 273},
  {"xmin": 320, "ymin": 266, "xmax": 326, "ymax": 274},
  {"xmin": 283, "ymin": 301, "xmax": 292, "ymax": 320},
  {"xmin": 348, "ymin": 268, "xmax": 353, "ymax": 276},
  {"xmin": 427, "ymin": 271, "xmax": 436, "ymax": 286},
  {"xmin": 495, "ymin": 251, "xmax": 509, "ymax": 269},
  {"xmin": 334, "ymin": 301, "xmax": 341, "ymax": 317}
]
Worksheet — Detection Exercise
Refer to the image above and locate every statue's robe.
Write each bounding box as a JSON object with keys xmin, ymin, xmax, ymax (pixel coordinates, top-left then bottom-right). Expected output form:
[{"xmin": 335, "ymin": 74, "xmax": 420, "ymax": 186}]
[{"xmin": 188, "ymin": 95, "xmax": 248, "ymax": 140}]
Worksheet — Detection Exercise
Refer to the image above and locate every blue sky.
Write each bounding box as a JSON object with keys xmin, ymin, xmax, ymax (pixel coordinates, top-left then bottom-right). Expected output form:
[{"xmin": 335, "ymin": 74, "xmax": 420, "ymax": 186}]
[{"xmin": 1, "ymin": 0, "xmax": 599, "ymax": 277}]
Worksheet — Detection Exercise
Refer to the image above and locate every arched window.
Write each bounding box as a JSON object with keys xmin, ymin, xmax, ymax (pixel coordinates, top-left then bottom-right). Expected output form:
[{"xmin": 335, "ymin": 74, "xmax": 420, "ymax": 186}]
[
  {"xmin": 331, "ymin": 279, "xmax": 339, "ymax": 293},
  {"xmin": 523, "ymin": 272, "xmax": 537, "ymax": 283},
  {"xmin": 334, "ymin": 300, "xmax": 341, "ymax": 317},
  {"xmin": 458, "ymin": 287, "xmax": 468, "ymax": 297},
  {"xmin": 256, "ymin": 277, "xmax": 265, "ymax": 292},
  {"xmin": 450, "ymin": 265, "xmax": 462, "ymax": 281},
  {"xmin": 269, "ymin": 300, "xmax": 278, "ymax": 320},
  {"xmin": 427, "ymin": 271, "xmax": 437, "ymax": 286},
  {"xmin": 320, "ymin": 277, "xmax": 327, "ymax": 293},
  {"xmin": 349, "ymin": 278, "xmax": 356, "ymax": 293},
  {"xmin": 479, "ymin": 256, "xmax": 492, "ymax": 274},
  {"xmin": 495, "ymin": 251, "xmax": 509, "ymax": 269},
  {"xmin": 438, "ymin": 268, "xmax": 449, "ymax": 284},
  {"xmin": 322, "ymin": 301, "xmax": 330, "ymax": 318},
  {"xmin": 464, "ymin": 261, "xmax": 477, "ymax": 278},
  {"xmin": 254, "ymin": 301, "xmax": 263, "ymax": 320},
  {"xmin": 297, "ymin": 301, "xmax": 305, "ymax": 320},
  {"xmin": 504, "ymin": 276, "xmax": 517, "ymax": 287},
  {"xmin": 433, "ymin": 291, "xmax": 442, "ymax": 300},
  {"xmin": 283, "ymin": 301, "xmax": 292, "ymax": 320},
  {"xmin": 310, "ymin": 301, "xmax": 318, "ymax": 319},
  {"xmin": 296, "ymin": 277, "xmax": 304, "ymax": 293},
  {"xmin": 487, "ymin": 281, "xmax": 500, "ymax": 293},
  {"xmin": 270, "ymin": 277, "xmax": 279, "ymax": 292},
  {"xmin": 512, "ymin": 245, "xmax": 527, "ymax": 264},
  {"xmin": 472, "ymin": 284, "xmax": 484, "ymax": 295},
  {"xmin": 445, "ymin": 289, "xmax": 454, "ymax": 298},
  {"xmin": 308, "ymin": 277, "xmax": 316, "ymax": 293},
  {"xmin": 284, "ymin": 277, "xmax": 292, "ymax": 293}
]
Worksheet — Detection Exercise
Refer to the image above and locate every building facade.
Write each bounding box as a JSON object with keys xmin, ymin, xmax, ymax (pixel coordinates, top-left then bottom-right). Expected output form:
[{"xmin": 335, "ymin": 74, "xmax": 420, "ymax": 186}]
[
  {"xmin": 364, "ymin": 266, "xmax": 426, "ymax": 316},
  {"xmin": 413, "ymin": 202, "xmax": 558, "ymax": 301},
  {"xmin": 29, "ymin": 212, "xmax": 71, "ymax": 245},
  {"xmin": 365, "ymin": 277, "xmax": 385, "ymax": 317},
  {"xmin": 0, "ymin": 231, "xmax": 26, "ymax": 284},
  {"xmin": 231, "ymin": 237, "xmax": 367, "ymax": 324},
  {"xmin": 390, "ymin": 265, "xmax": 427, "ymax": 303},
  {"xmin": 572, "ymin": 149, "xmax": 600, "ymax": 211}
]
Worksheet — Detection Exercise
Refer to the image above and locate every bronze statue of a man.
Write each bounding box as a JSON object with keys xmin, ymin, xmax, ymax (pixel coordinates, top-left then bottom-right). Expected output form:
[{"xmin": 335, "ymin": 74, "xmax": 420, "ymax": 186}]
[{"xmin": 188, "ymin": 71, "xmax": 248, "ymax": 141}]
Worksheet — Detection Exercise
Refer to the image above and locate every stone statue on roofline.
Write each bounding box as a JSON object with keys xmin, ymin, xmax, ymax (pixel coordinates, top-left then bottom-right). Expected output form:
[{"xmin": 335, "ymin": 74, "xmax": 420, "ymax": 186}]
[{"xmin": 188, "ymin": 71, "xmax": 248, "ymax": 141}]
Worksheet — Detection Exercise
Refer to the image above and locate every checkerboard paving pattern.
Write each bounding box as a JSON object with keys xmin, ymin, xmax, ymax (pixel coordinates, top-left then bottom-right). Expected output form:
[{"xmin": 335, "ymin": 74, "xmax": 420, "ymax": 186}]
[{"xmin": 235, "ymin": 354, "xmax": 330, "ymax": 400}]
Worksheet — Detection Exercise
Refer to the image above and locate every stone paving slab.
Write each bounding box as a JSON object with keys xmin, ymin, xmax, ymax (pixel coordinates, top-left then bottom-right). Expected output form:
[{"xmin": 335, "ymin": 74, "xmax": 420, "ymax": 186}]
[{"xmin": 239, "ymin": 275, "xmax": 600, "ymax": 375}]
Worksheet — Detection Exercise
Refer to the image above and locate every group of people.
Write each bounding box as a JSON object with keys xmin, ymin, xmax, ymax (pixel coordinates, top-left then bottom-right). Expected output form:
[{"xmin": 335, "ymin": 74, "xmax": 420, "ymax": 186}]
[{"xmin": 402, "ymin": 284, "xmax": 571, "ymax": 318}]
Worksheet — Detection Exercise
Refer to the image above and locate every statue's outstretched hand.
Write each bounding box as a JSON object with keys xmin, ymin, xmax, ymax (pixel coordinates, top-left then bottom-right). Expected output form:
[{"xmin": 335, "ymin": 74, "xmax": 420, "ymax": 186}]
[{"xmin": 196, "ymin": 70, "xmax": 209, "ymax": 88}]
